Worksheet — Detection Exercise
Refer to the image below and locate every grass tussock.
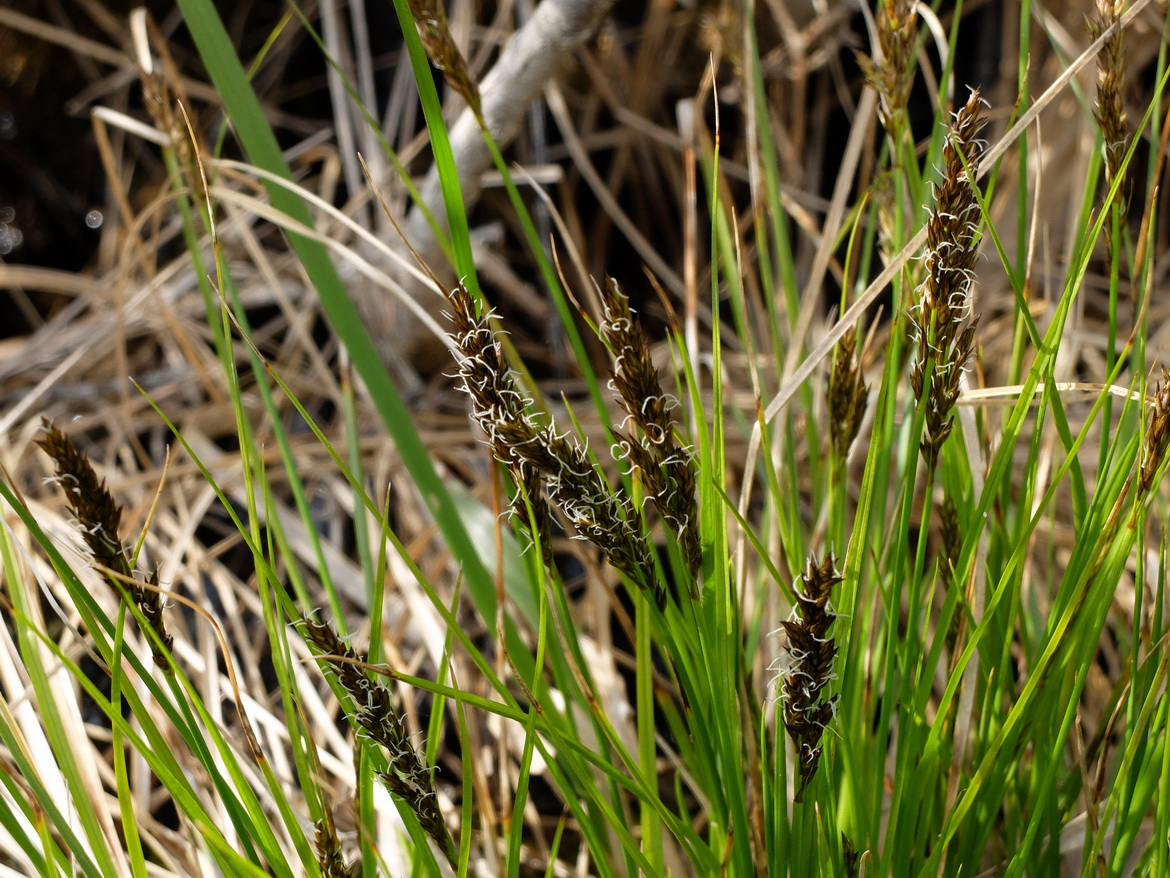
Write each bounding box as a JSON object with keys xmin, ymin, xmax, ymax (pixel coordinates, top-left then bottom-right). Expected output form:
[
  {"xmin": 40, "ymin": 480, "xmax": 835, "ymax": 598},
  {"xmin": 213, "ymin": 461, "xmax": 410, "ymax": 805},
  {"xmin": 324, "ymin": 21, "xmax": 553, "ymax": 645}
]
[{"xmin": 1, "ymin": 0, "xmax": 1170, "ymax": 876}]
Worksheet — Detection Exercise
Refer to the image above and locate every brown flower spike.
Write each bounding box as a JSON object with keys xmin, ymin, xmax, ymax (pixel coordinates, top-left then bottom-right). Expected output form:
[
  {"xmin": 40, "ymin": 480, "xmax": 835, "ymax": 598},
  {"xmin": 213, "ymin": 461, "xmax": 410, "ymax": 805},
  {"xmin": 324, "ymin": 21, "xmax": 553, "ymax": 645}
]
[
  {"xmin": 829, "ymin": 327, "xmax": 868, "ymax": 459},
  {"xmin": 600, "ymin": 278, "xmax": 701, "ymax": 592},
  {"xmin": 858, "ymin": 0, "xmax": 919, "ymax": 130},
  {"xmin": 312, "ymin": 813, "xmax": 353, "ymax": 878},
  {"xmin": 447, "ymin": 285, "xmax": 665, "ymax": 608},
  {"xmin": 1140, "ymin": 368, "xmax": 1170, "ymax": 497},
  {"xmin": 1089, "ymin": 0, "xmax": 1130, "ymax": 228},
  {"xmin": 910, "ymin": 89, "xmax": 986, "ymax": 470},
  {"xmin": 779, "ymin": 554, "xmax": 843, "ymax": 802},
  {"xmin": 408, "ymin": 0, "xmax": 482, "ymax": 120},
  {"xmin": 36, "ymin": 420, "xmax": 173, "ymax": 673},
  {"xmin": 301, "ymin": 616, "xmax": 451, "ymax": 865}
]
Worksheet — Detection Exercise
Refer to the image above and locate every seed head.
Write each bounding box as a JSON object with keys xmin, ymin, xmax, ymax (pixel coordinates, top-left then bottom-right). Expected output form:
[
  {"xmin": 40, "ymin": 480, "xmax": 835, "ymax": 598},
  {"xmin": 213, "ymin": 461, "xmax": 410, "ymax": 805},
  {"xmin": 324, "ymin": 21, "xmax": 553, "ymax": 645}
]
[
  {"xmin": 1089, "ymin": 0, "xmax": 1130, "ymax": 225},
  {"xmin": 829, "ymin": 328, "xmax": 868, "ymax": 459},
  {"xmin": 408, "ymin": 0, "xmax": 481, "ymax": 119},
  {"xmin": 447, "ymin": 286, "xmax": 663, "ymax": 607},
  {"xmin": 302, "ymin": 616, "xmax": 451, "ymax": 864},
  {"xmin": 37, "ymin": 420, "xmax": 173, "ymax": 672},
  {"xmin": 911, "ymin": 90, "xmax": 986, "ymax": 469},
  {"xmin": 778, "ymin": 554, "xmax": 843, "ymax": 802},
  {"xmin": 858, "ymin": 0, "xmax": 919, "ymax": 129},
  {"xmin": 1140, "ymin": 369, "xmax": 1170, "ymax": 497},
  {"xmin": 600, "ymin": 279, "xmax": 701, "ymax": 593},
  {"xmin": 313, "ymin": 814, "xmax": 353, "ymax": 878}
]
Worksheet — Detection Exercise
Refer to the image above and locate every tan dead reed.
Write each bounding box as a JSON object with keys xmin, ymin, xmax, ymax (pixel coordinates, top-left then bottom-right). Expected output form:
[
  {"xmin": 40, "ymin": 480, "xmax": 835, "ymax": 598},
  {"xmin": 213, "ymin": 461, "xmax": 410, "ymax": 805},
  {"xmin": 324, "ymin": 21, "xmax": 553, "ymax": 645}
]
[
  {"xmin": 778, "ymin": 553, "xmax": 843, "ymax": 803},
  {"xmin": 910, "ymin": 89, "xmax": 986, "ymax": 471},
  {"xmin": 446, "ymin": 283, "xmax": 667, "ymax": 608},
  {"xmin": 599, "ymin": 278, "xmax": 701, "ymax": 592},
  {"xmin": 301, "ymin": 615, "xmax": 451, "ymax": 864},
  {"xmin": 36, "ymin": 419, "xmax": 173, "ymax": 673}
]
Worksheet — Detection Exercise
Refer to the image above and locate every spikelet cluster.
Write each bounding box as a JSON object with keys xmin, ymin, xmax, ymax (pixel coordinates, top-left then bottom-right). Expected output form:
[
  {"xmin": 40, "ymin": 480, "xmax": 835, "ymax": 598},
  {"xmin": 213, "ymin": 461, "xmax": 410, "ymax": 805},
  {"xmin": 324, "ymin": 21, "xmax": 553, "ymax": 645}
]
[
  {"xmin": 843, "ymin": 834, "xmax": 862, "ymax": 877},
  {"xmin": 313, "ymin": 813, "xmax": 353, "ymax": 878},
  {"xmin": 447, "ymin": 284, "xmax": 665, "ymax": 608},
  {"xmin": 778, "ymin": 554, "xmax": 843, "ymax": 802},
  {"xmin": 36, "ymin": 420, "xmax": 173, "ymax": 673},
  {"xmin": 134, "ymin": 14, "xmax": 207, "ymax": 214},
  {"xmin": 1089, "ymin": 0, "xmax": 1130, "ymax": 227},
  {"xmin": 301, "ymin": 617, "xmax": 451, "ymax": 863},
  {"xmin": 407, "ymin": 0, "xmax": 482, "ymax": 119},
  {"xmin": 910, "ymin": 90, "xmax": 986, "ymax": 470},
  {"xmin": 858, "ymin": 0, "xmax": 919, "ymax": 130},
  {"xmin": 939, "ymin": 495, "xmax": 964, "ymax": 648},
  {"xmin": 600, "ymin": 279, "xmax": 701, "ymax": 592},
  {"xmin": 828, "ymin": 327, "xmax": 868, "ymax": 459},
  {"xmin": 939, "ymin": 494, "xmax": 962, "ymax": 587},
  {"xmin": 510, "ymin": 464, "xmax": 555, "ymax": 572},
  {"xmin": 1140, "ymin": 369, "xmax": 1170, "ymax": 497}
]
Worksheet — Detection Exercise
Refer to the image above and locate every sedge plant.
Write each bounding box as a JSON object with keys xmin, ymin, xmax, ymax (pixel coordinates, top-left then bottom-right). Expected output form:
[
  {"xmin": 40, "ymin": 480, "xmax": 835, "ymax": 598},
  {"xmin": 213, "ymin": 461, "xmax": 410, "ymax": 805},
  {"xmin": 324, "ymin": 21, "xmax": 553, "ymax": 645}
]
[{"xmin": 1, "ymin": 0, "xmax": 1169, "ymax": 876}]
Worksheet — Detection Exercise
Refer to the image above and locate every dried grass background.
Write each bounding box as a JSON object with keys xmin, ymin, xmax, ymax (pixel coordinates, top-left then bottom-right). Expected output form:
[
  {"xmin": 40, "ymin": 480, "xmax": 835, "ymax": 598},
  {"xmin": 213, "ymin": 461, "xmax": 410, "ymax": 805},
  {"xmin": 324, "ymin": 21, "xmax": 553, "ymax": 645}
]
[{"xmin": 2, "ymin": 0, "xmax": 1170, "ymax": 873}]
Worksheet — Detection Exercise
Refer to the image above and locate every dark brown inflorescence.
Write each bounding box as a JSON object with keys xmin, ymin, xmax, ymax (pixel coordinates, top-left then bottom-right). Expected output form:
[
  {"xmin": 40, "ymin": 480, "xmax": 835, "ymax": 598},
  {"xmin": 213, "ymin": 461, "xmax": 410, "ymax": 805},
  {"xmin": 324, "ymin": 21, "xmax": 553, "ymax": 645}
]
[
  {"xmin": 312, "ymin": 814, "xmax": 353, "ymax": 878},
  {"xmin": 600, "ymin": 278, "xmax": 701, "ymax": 595},
  {"xmin": 407, "ymin": 0, "xmax": 482, "ymax": 120},
  {"xmin": 779, "ymin": 553, "xmax": 843, "ymax": 802},
  {"xmin": 301, "ymin": 616, "xmax": 451, "ymax": 864},
  {"xmin": 1140, "ymin": 368, "xmax": 1170, "ymax": 498},
  {"xmin": 858, "ymin": 0, "xmax": 919, "ymax": 131},
  {"xmin": 829, "ymin": 326, "xmax": 868, "ymax": 460},
  {"xmin": 910, "ymin": 89, "xmax": 986, "ymax": 471},
  {"xmin": 1089, "ymin": 0, "xmax": 1130, "ymax": 228},
  {"xmin": 36, "ymin": 419, "xmax": 173, "ymax": 673},
  {"xmin": 939, "ymin": 494, "xmax": 962, "ymax": 585},
  {"xmin": 447, "ymin": 284, "xmax": 665, "ymax": 608}
]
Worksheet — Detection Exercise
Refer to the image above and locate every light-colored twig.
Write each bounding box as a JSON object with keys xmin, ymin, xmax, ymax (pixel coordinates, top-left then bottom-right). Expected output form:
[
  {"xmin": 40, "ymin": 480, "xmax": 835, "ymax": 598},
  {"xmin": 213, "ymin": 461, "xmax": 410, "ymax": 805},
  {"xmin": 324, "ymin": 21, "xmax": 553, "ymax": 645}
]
[{"xmin": 404, "ymin": 0, "xmax": 617, "ymax": 261}]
